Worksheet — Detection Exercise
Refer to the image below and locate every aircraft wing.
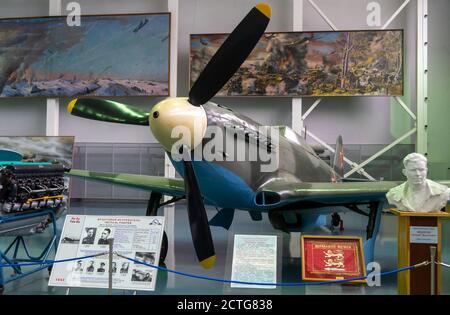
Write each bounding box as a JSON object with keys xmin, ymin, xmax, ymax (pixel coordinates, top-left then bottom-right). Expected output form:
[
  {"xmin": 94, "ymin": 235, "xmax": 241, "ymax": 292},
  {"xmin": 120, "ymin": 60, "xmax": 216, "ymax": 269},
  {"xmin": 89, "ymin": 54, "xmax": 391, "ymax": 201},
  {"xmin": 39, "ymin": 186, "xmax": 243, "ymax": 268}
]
[
  {"xmin": 257, "ymin": 180, "xmax": 450, "ymax": 207},
  {"xmin": 67, "ymin": 169, "xmax": 185, "ymax": 197}
]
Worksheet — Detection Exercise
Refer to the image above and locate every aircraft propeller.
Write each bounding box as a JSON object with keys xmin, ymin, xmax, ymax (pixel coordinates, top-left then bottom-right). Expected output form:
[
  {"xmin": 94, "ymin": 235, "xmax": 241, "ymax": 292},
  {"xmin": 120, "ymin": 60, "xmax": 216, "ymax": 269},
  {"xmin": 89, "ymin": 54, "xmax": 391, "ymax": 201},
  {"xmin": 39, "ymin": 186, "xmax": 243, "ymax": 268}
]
[
  {"xmin": 67, "ymin": 98, "xmax": 149, "ymax": 126},
  {"xmin": 188, "ymin": 3, "xmax": 271, "ymax": 106},
  {"xmin": 66, "ymin": 3, "xmax": 271, "ymax": 268}
]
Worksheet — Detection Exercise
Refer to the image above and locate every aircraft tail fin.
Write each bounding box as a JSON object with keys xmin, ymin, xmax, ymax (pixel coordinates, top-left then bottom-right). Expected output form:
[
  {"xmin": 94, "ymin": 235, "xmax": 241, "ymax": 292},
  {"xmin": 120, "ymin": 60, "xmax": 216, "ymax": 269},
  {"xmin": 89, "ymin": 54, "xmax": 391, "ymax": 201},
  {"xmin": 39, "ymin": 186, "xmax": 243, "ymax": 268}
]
[{"xmin": 332, "ymin": 135, "xmax": 344, "ymax": 178}]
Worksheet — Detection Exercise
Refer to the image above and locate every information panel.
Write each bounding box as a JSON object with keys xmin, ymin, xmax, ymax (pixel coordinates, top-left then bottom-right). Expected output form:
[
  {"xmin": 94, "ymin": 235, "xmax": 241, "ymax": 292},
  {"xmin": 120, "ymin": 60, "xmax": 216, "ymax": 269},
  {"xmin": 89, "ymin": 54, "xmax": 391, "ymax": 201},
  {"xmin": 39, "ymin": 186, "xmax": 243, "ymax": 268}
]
[
  {"xmin": 410, "ymin": 226, "xmax": 438, "ymax": 244},
  {"xmin": 49, "ymin": 215, "xmax": 165, "ymax": 291},
  {"xmin": 230, "ymin": 234, "xmax": 277, "ymax": 289}
]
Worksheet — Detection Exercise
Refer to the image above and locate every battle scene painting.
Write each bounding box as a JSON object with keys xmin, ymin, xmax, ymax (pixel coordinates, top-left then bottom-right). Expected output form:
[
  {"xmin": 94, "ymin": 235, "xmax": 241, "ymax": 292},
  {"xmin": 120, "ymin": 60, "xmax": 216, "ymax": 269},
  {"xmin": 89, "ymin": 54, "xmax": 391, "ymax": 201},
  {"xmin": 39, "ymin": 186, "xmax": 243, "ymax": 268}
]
[
  {"xmin": 0, "ymin": 14, "xmax": 169, "ymax": 97},
  {"xmin": 190, "ymin": 30, "xmax": 403, "ymax": 97}
]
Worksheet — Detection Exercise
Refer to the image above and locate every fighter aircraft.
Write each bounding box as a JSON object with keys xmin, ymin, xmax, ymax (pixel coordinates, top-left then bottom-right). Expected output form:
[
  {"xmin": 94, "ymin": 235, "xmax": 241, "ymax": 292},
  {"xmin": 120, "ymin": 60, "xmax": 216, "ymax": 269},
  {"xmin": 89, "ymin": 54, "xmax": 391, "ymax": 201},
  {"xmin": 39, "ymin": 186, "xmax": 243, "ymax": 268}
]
[{"xmin": 64, "ymin": 3, "xmax": 450, "ymax": 269}]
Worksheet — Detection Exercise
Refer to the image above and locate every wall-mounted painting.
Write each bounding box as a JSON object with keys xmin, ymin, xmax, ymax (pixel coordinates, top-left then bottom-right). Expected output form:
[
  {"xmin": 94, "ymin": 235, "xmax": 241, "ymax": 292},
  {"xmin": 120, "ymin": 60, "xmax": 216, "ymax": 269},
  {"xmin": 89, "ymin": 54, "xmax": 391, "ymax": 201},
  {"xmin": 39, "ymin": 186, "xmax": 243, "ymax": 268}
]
[
  {"xmin": 0, "ymin": 13, "xmax": 170, "ymax": 97},
  {"xmin": 190, "ymin": 30, "xmax": 403, "ymax": 97}
]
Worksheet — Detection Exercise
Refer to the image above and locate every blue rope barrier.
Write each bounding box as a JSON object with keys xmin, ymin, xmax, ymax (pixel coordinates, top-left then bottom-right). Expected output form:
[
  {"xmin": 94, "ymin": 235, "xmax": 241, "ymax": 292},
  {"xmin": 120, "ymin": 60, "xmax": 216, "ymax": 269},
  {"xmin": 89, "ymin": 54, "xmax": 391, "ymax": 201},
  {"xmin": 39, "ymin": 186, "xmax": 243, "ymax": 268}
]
[
  {"xmin": 0, "ymin": 252, "xmax": 425, "ymax": 287},
  {"xmin": 439, "ymin": 262, "xmax": 450, "ymax": 268},
  {"xmin": 120, "ymin": 255, "xmax": 421, "ymax": 287}
]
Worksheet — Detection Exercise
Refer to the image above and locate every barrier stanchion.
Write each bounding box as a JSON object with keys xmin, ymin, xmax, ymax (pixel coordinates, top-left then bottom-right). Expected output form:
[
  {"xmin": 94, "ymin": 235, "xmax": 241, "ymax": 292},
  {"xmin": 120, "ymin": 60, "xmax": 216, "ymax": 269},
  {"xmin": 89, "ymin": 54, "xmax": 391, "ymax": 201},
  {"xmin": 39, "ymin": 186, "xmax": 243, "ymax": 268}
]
[
  {"xmin": 430, "ymin": 246, "xmax": 436, "ymax": 295},
  {"xmin": 108, "ymin": 239, "xmax": 114, "ymax": 295}
]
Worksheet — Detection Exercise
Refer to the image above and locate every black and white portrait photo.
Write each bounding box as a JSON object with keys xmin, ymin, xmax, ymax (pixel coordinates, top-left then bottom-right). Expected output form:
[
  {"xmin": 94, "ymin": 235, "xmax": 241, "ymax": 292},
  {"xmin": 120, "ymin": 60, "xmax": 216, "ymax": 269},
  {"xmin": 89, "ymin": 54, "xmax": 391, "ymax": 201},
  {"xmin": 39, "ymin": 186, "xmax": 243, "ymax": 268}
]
[
  {"xmin": 81, "ymin": 228, "xmax": 97, "ymax": 245},
  {"xmin": 97, "ymin": 228, "xmax": 113, "ymax": 245}
]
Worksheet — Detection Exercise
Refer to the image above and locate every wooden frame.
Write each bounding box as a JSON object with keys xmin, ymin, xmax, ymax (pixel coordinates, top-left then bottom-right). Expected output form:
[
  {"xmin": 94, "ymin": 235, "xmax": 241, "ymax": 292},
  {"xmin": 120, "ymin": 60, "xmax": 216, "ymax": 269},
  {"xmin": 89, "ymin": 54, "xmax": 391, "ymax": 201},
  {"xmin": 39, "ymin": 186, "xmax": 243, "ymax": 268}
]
[
  {"xmin": 0, "ymin": 13, "xmax": 171, "ymax": 98},
  {"xmin": 301, "ymin": 235, "xmax": 366, "ymax": 283}
]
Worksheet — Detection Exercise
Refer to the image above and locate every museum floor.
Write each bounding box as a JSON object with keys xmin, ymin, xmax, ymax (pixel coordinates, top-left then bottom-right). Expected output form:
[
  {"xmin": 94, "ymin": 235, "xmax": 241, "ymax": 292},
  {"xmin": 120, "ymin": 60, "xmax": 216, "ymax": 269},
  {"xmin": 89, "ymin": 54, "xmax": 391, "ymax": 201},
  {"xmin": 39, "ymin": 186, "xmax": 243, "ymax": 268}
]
[{"xmin": 1, "ymin": 201, "xmax": 449, "ymax": 295}]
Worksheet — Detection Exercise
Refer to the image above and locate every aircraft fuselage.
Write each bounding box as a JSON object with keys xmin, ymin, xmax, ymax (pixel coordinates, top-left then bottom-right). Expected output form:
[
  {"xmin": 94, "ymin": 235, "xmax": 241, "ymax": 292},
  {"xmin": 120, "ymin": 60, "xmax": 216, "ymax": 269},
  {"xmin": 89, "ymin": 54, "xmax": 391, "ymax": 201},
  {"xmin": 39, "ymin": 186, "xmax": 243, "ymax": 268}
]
[{"xmin": 169, "ymin": 101, "xmax": 339, "ymax": 211}]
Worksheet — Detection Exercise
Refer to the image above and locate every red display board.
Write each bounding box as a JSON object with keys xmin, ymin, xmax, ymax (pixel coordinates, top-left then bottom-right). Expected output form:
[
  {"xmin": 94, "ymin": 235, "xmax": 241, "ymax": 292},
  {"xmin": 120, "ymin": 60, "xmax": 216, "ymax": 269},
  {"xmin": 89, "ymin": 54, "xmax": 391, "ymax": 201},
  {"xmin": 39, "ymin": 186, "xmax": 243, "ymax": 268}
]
[{"xmin": 301, "ymin": 236, "xmax": 366, "ymax": 283}]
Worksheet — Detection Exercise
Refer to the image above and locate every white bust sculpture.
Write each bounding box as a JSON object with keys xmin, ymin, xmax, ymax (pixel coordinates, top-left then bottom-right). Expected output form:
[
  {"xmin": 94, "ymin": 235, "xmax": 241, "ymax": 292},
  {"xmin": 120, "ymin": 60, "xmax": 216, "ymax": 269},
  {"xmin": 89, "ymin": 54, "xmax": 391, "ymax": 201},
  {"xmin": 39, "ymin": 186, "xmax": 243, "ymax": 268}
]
[{"xmin": 386, "ymin": 153, "xmax": 450, "ymax": 213}]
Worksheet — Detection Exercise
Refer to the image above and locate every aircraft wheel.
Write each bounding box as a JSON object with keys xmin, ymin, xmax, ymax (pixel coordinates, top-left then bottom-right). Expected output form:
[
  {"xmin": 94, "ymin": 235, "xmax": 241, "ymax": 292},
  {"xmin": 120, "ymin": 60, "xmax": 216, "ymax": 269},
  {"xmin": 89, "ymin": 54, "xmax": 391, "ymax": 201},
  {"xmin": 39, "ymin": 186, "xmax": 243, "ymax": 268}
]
[
  {"xmin": 0, "ymin": 285, "xmax": 4, "ymax": 295},
  {"xmin": 159, "ymin": 232, "xmax": 168, "ymax": 264},
  {"xmin": 331, "ymin": 213, "xmax": 341, "ymax": 227}
]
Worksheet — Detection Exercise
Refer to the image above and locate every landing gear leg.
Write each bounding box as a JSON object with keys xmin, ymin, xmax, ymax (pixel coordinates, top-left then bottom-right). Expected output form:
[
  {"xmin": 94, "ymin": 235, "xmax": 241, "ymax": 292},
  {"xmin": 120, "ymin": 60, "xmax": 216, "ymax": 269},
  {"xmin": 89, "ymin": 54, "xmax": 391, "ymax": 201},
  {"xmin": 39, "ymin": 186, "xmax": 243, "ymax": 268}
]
[
  {"xmin": 366, "ymin": 202, "xmax": 380, "ymax": 239},
  {"xmin": 363, "ymin": 202, "xmax": 383, "ymax": 264},
  {"xmin": 331, "ymin": 212, "xmax": 344, "ymax": 232},
  {"xmin": 146, "ymin": 193, "xmax": 162, "ymax": 216},
  {"xmin": 331, "ymin": 213, "xmax": 341, "ymax": 228},
  {"xmin": 146, "ymin": 193, "xmax": 168, "ymax": 264}
]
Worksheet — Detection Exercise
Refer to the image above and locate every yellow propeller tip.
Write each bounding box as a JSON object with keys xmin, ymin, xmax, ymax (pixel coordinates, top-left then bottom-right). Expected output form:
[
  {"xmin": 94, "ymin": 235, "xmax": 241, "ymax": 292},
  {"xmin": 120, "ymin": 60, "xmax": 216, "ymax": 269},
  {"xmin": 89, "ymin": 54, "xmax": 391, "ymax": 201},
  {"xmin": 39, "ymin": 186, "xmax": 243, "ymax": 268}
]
[
  {"xmin": 67, "ymin": 98, "xmax": 78, "ymax": 114},
  {"xmin": 200, "ymin": 255, "xmax": 216, "ymax": 269},
  {"xmin": 256, "ymin": 3, "xmax": 271, "ymax": 18}
]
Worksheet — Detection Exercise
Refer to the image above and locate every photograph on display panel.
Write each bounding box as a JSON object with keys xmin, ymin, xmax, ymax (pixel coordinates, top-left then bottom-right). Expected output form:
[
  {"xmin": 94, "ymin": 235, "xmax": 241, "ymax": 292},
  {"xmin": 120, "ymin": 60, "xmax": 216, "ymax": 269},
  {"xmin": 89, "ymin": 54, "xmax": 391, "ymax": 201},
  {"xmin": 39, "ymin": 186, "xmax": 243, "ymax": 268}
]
[
  {"xmin": 0, "ymin": 13, "xmax": 170, "ymax": 97},
  {"xmin": 190, "ymin": 30, "xmax": 403, "ymax": 96}
]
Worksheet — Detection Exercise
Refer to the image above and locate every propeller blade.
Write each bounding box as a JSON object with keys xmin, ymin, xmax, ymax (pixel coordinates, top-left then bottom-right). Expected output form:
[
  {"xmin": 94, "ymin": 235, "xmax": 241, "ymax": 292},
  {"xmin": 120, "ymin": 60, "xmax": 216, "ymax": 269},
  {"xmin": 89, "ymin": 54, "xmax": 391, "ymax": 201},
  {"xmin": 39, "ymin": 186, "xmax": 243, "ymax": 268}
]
[
  {"xmin": 188, "ymin": 3, "xmax": 271, "ymax": 106},
  {"xmin": 67, "ymin": 98, "xmax": 149, "ymax": 126},
  {"xmin": 182, "ymin": 148, "xmax": 216, "ymax": 268}
]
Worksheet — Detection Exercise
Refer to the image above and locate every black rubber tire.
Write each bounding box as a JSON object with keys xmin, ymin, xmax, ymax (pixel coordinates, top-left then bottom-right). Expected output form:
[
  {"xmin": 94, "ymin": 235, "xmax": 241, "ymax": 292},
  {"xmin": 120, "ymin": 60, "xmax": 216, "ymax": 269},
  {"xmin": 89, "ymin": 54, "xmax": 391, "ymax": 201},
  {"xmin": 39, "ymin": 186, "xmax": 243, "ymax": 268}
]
[
  {"xmin": 331, "ymin": 213, "xmax": 341, "ymax": 227},
  {"xmin": 0, "ymin": 285, "xmax": 4, "ymax": 295},
  {"xmin": 159, "ymin": 231, "xmax": 168, "ymax": 264}
]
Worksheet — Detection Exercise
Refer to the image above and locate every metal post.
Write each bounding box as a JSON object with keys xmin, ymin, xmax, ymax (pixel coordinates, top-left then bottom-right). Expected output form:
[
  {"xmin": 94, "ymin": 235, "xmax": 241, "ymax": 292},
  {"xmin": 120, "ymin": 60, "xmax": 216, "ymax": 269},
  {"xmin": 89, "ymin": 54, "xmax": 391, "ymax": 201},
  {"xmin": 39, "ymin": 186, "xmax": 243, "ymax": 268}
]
[
  {"xmin": 289, "ymin": 0, "xmax": 304, "ymax": 259},
  {"xmin": 417, "ymin": 0, "xmax": 428, "ymax": 154},
  {"xmin": 430, "ymin": 246, "xmax": 436, "ymax": 295},
  {"xmin": 47, "ymin": 0, "xmax": 61, "ymax": 137},
  {"xmin": 382, "ymin": 0, "xmax": 411, "ymax": 30},
  {"xmin": 108, "ymin": 239, "xmax": 114, "ymax": 295},
  {"xmin": 165, "ymin": 0, "xmax": 179, "ymax": 289}
]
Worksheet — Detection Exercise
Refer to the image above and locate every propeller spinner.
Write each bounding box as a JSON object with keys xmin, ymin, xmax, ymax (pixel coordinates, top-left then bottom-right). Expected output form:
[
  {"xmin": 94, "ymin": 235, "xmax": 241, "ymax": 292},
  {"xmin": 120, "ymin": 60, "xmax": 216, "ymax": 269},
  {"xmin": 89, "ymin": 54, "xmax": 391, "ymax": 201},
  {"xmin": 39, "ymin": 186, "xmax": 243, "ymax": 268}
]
[{"xmin": 66, "ymin": 3, "xmax": 272, "ymax": 268}]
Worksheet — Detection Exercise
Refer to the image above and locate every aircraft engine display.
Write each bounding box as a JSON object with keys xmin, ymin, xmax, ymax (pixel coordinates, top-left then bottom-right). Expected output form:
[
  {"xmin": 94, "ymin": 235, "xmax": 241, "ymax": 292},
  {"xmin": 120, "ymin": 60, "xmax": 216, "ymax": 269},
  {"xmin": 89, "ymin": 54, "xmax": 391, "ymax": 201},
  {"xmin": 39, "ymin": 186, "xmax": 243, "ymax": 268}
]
[{"xmin": 0, "ymin": 163, "xmax": 67, "ymax": 214}]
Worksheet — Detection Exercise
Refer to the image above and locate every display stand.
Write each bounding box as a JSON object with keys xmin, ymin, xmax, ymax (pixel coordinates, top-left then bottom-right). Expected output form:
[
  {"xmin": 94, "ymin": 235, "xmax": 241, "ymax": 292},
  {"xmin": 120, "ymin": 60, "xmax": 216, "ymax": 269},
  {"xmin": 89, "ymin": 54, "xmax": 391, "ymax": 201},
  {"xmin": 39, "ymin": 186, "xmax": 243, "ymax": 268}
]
[
  {"xmin": 0, "ymin": 209, "xmax": 59, "ymax": 294},
  {"xmin": 389, "ymin": 208, "xmax": 449, "ymax": 295}
]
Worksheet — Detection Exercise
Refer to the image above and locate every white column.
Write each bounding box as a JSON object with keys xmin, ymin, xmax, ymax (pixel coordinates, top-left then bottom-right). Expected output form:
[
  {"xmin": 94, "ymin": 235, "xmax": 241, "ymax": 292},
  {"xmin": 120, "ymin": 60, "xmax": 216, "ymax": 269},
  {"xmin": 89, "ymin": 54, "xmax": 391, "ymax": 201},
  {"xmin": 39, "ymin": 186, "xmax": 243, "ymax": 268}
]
[
  {"xmin": 290, "ymin": 0, "xmax": 304, "ymax": 258},
  {"xmin": 47, "ymin": 0, "xmax": 62, "ymax": 136},
  {"xmin": 164, "ymin": 0, "xmax": 179, "ymax": 287},
  {"xmin": 416, "ymin": 0, "xmax": 428, "ymax": 154},
  {"xmin": 291, "ymin": 0, "xmax": 303, "ymax": 135}
]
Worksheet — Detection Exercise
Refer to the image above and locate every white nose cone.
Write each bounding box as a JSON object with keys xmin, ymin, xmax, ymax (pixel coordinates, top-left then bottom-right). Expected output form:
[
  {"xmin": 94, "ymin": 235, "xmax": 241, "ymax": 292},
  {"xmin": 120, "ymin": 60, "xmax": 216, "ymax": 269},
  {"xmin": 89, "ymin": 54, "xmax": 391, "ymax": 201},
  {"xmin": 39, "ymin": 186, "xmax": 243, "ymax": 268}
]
[{"xmin": 149, "ymin": 97, "xmax": 207, "ymax": 153}]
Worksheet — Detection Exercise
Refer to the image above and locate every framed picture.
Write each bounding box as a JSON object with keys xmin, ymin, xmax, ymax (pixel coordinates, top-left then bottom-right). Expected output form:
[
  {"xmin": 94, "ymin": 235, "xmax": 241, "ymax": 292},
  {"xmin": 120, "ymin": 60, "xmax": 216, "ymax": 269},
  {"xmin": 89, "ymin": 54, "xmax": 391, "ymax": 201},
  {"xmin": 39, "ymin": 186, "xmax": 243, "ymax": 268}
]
[
  {"xmin": 190, "ymin": 30, "xmax": 403, "ymax": 97},
  {"xmin": 301, "ymin": 235, "xmax": 366, "ymax": 283},
  {"xmin": 0, "ymin": 13, "xmax": 170, "ymax": 98}
]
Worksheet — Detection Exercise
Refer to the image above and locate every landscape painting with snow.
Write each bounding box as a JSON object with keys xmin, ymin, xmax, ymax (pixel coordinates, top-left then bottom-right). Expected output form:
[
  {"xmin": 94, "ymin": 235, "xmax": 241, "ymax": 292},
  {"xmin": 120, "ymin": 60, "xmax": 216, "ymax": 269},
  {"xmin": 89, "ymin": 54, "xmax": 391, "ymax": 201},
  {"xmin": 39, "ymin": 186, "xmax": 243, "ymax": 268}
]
[{"xmin": 0, "ymin": 13, "xmax": 170, "ymax": 97}]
